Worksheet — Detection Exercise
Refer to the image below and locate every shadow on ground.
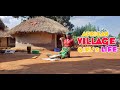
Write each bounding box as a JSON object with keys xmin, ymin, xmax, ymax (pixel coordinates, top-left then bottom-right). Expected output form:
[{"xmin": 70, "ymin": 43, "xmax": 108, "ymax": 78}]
[
  {"xmin": 70, "ymin": 56, "xmax": 91, "ymax": 58},
  {"xmin": 0, "ymin": 52, "xmax": 40, "ymax": 63},
  {"xmin": 1, "ymin": 58, "xmax": 120, "ymax": 74}
]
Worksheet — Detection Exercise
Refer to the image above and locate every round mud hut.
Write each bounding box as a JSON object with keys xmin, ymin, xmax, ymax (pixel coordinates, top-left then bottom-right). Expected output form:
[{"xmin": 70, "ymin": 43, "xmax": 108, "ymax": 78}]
[{"xmin": 9, "ymin": 16, "xmax": 69, "ymax": 50}]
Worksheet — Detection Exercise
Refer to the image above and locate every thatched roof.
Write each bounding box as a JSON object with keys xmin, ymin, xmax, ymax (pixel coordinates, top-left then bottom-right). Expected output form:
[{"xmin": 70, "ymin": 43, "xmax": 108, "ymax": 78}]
[
  {"xmin": 0, "ymin": 31, "xmax": 11, "ymax": 37},
  {"xmin": 9, "ymin": 16, "xmax": 69, "ymax": 35}
]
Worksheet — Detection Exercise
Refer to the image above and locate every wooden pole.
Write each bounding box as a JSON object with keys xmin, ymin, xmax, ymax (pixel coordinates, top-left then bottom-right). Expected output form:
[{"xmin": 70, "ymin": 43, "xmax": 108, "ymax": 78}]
[{"xmin": 55, "ymin": 34, "xmax": 57, "ymax": 48}]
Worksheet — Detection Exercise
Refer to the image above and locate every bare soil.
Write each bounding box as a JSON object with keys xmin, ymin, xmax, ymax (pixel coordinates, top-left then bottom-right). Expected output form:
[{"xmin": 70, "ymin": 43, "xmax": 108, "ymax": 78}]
[{"xmin": 0, "ymin": 48, "xmax": 120, "ymax": 74}]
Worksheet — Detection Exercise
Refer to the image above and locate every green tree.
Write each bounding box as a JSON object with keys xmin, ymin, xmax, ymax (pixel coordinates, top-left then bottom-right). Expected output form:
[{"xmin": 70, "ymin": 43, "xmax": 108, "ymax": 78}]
[
  {"xmin": 117, "ymin": 33, "xmax": 120, "ymax": 40},
  {"xmin": 73, "ymin": 23, "xmax": 97, "ymax": 36},
  {"xmin": 97, "ymin": 26, "xmax": 100, "ymax": 31},
  {"xmin": 73, "ymin": 26, "xmax": 85, "ymax": 36},
  {"xmin": 12, "ymin": 16, "xmax": 74, "ymax": 30},
  {"xmin": 0, "ymin": 19, "xmax": 5, "ymax": 30},
  {"xmin": 108, "ymin": 34, "xmax": 114, "ymax": 37}
]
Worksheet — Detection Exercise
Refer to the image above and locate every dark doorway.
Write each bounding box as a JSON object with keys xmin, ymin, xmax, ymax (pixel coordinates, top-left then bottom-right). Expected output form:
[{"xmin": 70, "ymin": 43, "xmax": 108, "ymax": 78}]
[
  {"xmin": 0, "ymin": 38, "xmax": 1, "ymax": 47},
  {"xmin": 8, "ymin": 37, "xmax": 15, "ymax": 47},
  {"xmin": 57, "ymin": 34, "xmax": 63, "ymax": 48}
]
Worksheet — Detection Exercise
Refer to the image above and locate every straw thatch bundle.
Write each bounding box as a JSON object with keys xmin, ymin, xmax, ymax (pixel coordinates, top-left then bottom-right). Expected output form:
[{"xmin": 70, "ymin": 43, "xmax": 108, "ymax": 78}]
[
  {"xmin": 9, "ymin": 16, "xmax": 69, "ymax": 35},
  {"xmin": 0, "ymin": 30, "xmax": 11, "ymax": 37}
]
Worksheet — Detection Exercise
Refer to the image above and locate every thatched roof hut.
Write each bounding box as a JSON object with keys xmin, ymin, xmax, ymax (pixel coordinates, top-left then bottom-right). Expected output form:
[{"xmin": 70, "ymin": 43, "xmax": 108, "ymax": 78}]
[
  {"xmin": 9, "ymin": 16, "xmax": 69, "ymax": 50},
  {"xmin": 9, "ymin": 16, "xmax": 69, "ymax": 35},
  {"xmin": 0, "ymin": 19, "xmax": 14, "ymax": 48}
]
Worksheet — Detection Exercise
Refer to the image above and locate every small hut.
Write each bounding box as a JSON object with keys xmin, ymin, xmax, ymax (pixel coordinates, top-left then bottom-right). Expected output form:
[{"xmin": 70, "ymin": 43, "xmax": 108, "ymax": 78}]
[
  {"xmin": 0, "ymin": 31, "xmax": 15, "ymax": 47},
  {"xmin": 0, "ymin": 19, "xmax": 15, "ymax": 48},
  {"xmin": 9, "ymin": 16, "xmax": 69, "ymax": 50},
  {"xmin": 0, "ymin": 31, "xmax": 8, "ymax": 47}
]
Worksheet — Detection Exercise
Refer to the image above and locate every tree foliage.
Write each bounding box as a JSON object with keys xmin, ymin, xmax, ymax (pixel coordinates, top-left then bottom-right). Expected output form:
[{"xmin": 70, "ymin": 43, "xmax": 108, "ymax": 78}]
[
  {"xmin": 108, "ymin": 34, "xmax": 114, "ymax": 37},
  {"xmin": 73, "ymin": 23, "xmax": 97, "ymax": 36},
  {"xmin": 117, "ymin": 33, "xmax": 120, "ymax": 40},
  {"xmin": 72, "ymin": 23, "xmax": 110, "ymax": 45},
  {"xmin": 0, "ymin": 19, "xmax": 5, "ymax": 30}
]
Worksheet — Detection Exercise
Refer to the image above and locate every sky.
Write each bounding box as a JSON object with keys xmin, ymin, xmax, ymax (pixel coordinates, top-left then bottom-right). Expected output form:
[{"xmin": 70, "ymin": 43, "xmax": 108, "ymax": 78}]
[
  {"xmin": 70, "ymin": 16, "xmax": 120, "ymax": 37},
  {"xmin": 0, "ymin": 16, "xmax": 120, "ymax": 37}
]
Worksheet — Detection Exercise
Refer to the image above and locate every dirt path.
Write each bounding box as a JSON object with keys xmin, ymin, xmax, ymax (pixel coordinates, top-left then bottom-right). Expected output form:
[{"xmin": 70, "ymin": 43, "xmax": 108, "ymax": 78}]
[{"xmin": 0, "ymin": 48, "xmax": 120, "ymax": 74}]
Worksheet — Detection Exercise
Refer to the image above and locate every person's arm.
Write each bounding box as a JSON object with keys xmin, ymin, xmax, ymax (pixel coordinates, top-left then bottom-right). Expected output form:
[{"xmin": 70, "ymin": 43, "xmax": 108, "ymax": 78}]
[
  {"xmin": 70, "ymin": 39, "xmax": 75, "ymax": 48},
  {"xmin": 60, "ymin": 37, "xmax": 65, "ymax": 47},
  {"xmin": 71, "ymin": 38, "xmax": 75, "ymax": 46},
  {"xmin": 72, "ymin": 39, "xmax": 75, "ymax": 46}
]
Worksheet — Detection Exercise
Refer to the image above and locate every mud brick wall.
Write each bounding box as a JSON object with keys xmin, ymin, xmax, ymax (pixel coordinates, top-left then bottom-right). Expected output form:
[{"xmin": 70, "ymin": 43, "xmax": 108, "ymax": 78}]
[
  {"xmin": 15, "ymin": 32, "xmax": 55, "ymax": 50},
  {"xmin": 0, "ymin": 38, "xmax": 7, "ymax": 47}
]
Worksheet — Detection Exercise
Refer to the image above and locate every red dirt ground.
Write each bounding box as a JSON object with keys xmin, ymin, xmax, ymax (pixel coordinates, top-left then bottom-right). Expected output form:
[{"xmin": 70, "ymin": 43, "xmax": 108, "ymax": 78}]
[{"xmin": 0, "ymin": 48, "xmax": 120, "ymax": 74}]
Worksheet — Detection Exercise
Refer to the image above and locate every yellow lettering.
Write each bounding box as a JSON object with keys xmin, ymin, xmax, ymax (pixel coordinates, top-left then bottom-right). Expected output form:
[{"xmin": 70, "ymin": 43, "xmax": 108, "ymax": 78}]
[
  {"xmin": 86, "ymin": 31, "xmax": 89, "ymax": 36},
  {"xmin": 85, "ymin": 47, "xmax": 89, "ymax": 52},
  {"xmin": 105, "ymin": 31, "xmax": 109, "ymax": 36},
  {"xmin": 90, "ymin": 31, "xmax": 94, "ymax": 36},
  {"xmin": 95, "ymin": 47, "xmax": 100, "ymax": 52},
  {"xmin": 98, "ymin": 32, "xmax": 101, "ymax": 37},
  {"xmin": 101, "ymin": 32, "xmax": 105, "ymax": 37},
  {"xmin": 82, "ymin": 32, "xmax": 87, "ymax": 37},
  {"xmin": 91, "ymin": 47, "xmax": 95, "ymax": 52},
  {"xmin": 78, "ymin": 47, "xmax": 83, "ymax": 53}
]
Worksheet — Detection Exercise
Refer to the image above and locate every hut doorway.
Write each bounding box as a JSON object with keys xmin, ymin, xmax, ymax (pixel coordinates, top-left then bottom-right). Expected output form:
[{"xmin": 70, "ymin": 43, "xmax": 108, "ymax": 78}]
[
  {"xmin": 57, "ymin": 34, "xmax": 65, "ymax": 48},
  {"xmin": 0, "ymin": 38, "xmax": 1, "ymax": 47},
  {"xmin": 57, "ymin": 34, "xmax": 62, "ymax": 48},
  {"xmin": 7, "ymin": 37, "xmax": 15, "ymax": 47}
]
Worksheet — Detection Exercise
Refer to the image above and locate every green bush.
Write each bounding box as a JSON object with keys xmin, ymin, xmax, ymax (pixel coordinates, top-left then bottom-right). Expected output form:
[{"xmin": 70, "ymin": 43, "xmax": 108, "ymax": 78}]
[{"xmin": 72, "ymin": 36, "xmax": 78, "ymax": 45}]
